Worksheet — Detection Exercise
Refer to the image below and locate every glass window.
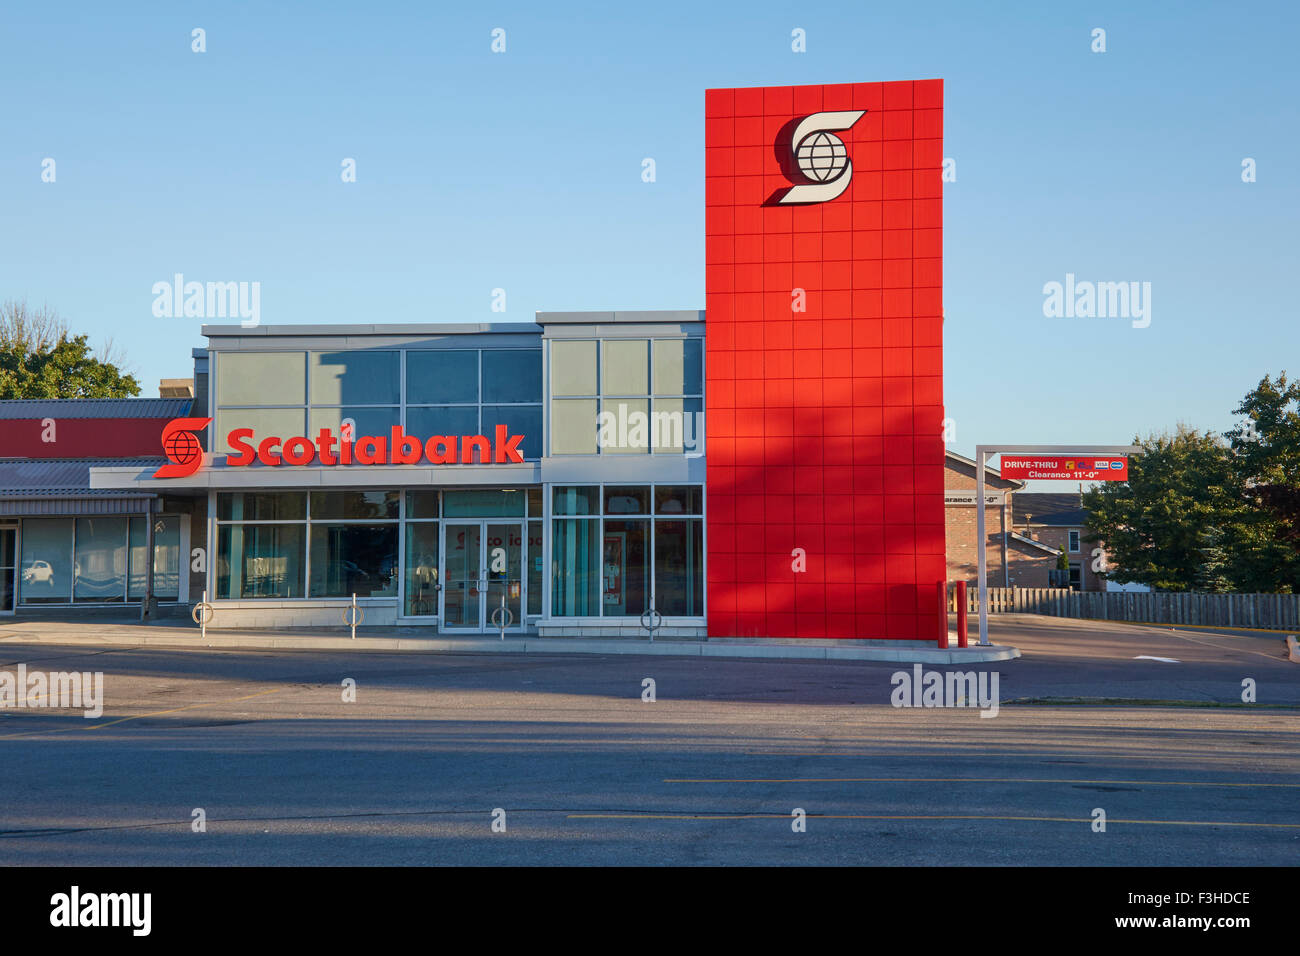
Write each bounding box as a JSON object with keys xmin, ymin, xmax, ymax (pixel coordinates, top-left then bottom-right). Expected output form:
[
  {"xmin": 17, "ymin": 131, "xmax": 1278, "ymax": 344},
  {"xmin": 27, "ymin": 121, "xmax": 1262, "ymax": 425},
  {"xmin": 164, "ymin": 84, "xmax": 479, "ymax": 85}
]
[
  {"xmin": 407, "ymin": 405, "xmax": 479, "ymax": 438},
  {"xmin": 653, "ymin": 339, "xmax": 703, "ymax": 395},
  {"xmin": 647, "ymin": 398, "xmax": 705, "ymax": 454},
  {"xmin": 308, "ymin": 406, "xmax": 400, "ymax": 443},
  {"xmin": 483, "ymin": 350, "xmax": 542, "ymax": 403},
  {"xmin": 1068, "ymin": 530, "xmax": 1081, "ymax": 552},
  {"xmin": 654, "ymin": 520, "xmax": 704, "ymax": 616},
  {"xmin": 481, "ymin": 404, "xmax": 542, "ymax": 460},
  {"xmin": 443, "ymin": 490, "xmax": 526, "ymax": 517},
  {"xmin": 551, "ymin": 399, "xmax": 598, "ymax": 455},
  {"xmin": 216, "ymin": 524, "xmax": 305, "ymax": 599},
  {"xmin": 218, "ymin": 492, "xmax": 306, "ymax": 522},
  {"xmin": 602, "ymin": 340, "xmax": 648, "ymax": 395},
  {"xmin": 310, "ymin": 491, "xmax": 400, "ymax": 520},
  {"xmin": 601, "ymin": 520, "xmax": 649, "ymax": 617},
  {"xmin": 407, "ymin": 351, "xmax": 479, "ymax": 404},
  {"xmin": 128, "ymin": 515, "xmax": 181, "ymax": 601},
  {"xmin": 19, "ymin": 517, "xmax": 72, "ymax": 604},
  {"xmin": 552, "ymin": 518, "xmax": 600, "ymax": 616},
  {"xmin": 599, "ymin": 398, "xmax": 649, "ymax": 454},
  {"xmin": 406, "ymin": 490, "xmax": 440, "ymax": 519},
  {"xmin": 527, "ymin": 519, "xmax": 542, "ymax": 616},
  {"xmin": 216, "ymin": 352, "xmax": 305, "ymax": 406},
  {"xmin": 404, "ymin": 523, "xmax": 440, "ymax": 615},
  {"xmin": 309, "ymin": 524, "xmax": 398, "ymax": 597},
  {"xmin": 527, "ymin": 488, "xmax": 542, "ymax": 516},
  {"xmin": 604, "ymin": 486, "xmax": 650, "ymax": 514},
  {"xmin": 73, "ymin": 517, "xmax": 127, "ymax": 602},
  {"xmin": 655, "ymin": 485, "xmax": 703, "ymax": 515},
  {"xmin": 215, "ymin": 408, "xmax": 307, "ymax": 456},
  {"xmin": 310, "ymin": 351, "xmax": 400, "ymax": 406},
  {"xmin": 550, "ymin": 341, "xmax": 598, "ymax": 396},
  {"xmin": 553, "ymin": 486, "xmax": 600, "ymax": 515}
]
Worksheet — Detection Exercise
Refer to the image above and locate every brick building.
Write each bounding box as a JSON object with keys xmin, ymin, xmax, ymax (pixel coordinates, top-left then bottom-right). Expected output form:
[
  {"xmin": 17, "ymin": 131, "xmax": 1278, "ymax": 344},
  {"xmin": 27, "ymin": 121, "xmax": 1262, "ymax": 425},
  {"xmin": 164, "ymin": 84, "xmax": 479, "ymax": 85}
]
[{"xmin": 944, "ymin": 452, "xmax": 1104, "ymax": 591}]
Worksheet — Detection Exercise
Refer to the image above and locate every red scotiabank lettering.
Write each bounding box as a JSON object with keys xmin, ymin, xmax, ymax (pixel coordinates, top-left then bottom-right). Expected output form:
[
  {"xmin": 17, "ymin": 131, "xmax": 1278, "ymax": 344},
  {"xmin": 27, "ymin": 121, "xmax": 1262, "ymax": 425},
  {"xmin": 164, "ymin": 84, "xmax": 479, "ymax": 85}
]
[{"xmin": 225, "ymin": 425, "xmax": 525, "ymax": 467}]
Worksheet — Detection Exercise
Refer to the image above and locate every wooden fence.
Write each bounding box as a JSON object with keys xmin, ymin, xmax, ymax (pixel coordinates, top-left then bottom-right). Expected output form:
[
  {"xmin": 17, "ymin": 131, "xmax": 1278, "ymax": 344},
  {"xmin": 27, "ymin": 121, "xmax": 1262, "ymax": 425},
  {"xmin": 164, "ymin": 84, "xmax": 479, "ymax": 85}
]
[{"xmin": 951, "ymin": 587, "xmax": 1300, "ymax": 630}]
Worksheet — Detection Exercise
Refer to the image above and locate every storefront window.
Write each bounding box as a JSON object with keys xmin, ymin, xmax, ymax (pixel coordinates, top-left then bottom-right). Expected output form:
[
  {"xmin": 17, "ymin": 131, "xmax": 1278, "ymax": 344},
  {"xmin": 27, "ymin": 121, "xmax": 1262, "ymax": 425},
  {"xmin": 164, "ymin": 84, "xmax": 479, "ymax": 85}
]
[
  {"xmin": 403, "ymin": 523, "xmax": 439, "ymax": 616},
  {"xmin": 553, "ymin": 486, "xmax": 599, "ymax": 515},
  {"xmin": 128, "ymin": 515, "xmax": 181, "ymax": 601},
  {"xmin": 552, "ymin": 518, "xmax": 600, "ymax": 616},
  {"xmin": 19, "ymin": 517, "xmax": 72, "ymax": 604},
  {"xmin": 653, "ymin": 339, "xmax": 703, "ymax": 395},
  {"xmin": 655, "ymin": 485, "xmax": 703, "ymax": 515},
  {"xmin": 310, "ymin": 351, "xmax": 400, "ymax": 405},
  {"xmin": 602, "ymin": 519, "xmax": 649, "ymax": 616},
  {"xmin": 654, "ymin": 520, "xmax": 704, "ymax": 616},
  {"xmin": 309, "ymin": 491, "xmax": 400, "ymax": 520},
  {"xmin": 218, "ymin": 492, "xmax": 306, "ymax": 522},
  {"xmin": 309, "ymin": 524, "xmax": 398, "ymax": 597},
  {"xmin": 72, "ymin": 517, "xmax": 127, "ymax": 603},
  {"xmin": 443, "ymin": 490, "xmax": 525, "ymax": 517},
  {"xmin": 527, "ymin": 519, "xmax": 542, "ymax": 616},
  {"xmin": 216, "ymin": 524, "xmax": 305, "ymax": 599},
  {"xmin": 406, "ymin": 491, "xmax": 440, "ymax": 519}
]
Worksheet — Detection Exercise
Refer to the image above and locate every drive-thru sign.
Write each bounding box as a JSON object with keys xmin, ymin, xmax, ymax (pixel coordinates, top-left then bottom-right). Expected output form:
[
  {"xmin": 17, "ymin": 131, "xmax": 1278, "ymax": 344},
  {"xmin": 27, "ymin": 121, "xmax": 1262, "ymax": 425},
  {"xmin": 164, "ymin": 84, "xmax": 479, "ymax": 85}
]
[
  {"xmin": 974, "ymin": 443, "xmax": 1141, "ymax": 646},
  {"xmin": 998, "ymin": 456, "xmax": 1128, "ymax": 481}
]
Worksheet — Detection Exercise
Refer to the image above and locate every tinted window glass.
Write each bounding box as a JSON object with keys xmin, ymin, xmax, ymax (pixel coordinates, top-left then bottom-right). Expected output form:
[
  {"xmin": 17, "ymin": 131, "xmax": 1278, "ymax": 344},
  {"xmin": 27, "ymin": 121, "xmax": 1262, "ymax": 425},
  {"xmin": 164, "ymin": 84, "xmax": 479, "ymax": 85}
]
[
  {"xmin": 482, "ymin": 350, "xmax": 542, "ymax": 403},
  {"xmin": 407, "ymin": 351, "xmax": 479, "ymax": 404}
]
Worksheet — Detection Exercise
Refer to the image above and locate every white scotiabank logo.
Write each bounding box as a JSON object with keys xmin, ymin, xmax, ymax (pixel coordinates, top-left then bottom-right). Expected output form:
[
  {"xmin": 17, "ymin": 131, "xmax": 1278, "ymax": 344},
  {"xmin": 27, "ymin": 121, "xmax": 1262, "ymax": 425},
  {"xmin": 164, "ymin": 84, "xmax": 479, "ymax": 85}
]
[{"xmin": 776, "ymin": 110, "xmax": 867, "ymax": 205}]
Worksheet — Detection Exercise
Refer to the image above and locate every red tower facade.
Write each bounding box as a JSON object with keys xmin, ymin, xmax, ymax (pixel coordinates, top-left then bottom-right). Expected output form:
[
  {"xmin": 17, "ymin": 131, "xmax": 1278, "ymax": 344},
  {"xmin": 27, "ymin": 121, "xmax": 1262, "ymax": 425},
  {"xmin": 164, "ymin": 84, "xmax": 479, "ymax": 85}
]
[{"xmin": 704, "ymin": 79, "xmax": 946, "ymax": 640}]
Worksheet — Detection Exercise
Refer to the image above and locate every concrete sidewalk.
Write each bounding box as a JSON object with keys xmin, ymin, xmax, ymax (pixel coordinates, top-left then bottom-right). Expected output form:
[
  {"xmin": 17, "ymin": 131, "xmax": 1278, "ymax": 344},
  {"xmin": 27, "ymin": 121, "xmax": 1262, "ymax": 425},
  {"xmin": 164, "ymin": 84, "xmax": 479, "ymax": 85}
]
[{"xmin": 0, "ymin": 618, "xmax": 1019, "ymax": 664}]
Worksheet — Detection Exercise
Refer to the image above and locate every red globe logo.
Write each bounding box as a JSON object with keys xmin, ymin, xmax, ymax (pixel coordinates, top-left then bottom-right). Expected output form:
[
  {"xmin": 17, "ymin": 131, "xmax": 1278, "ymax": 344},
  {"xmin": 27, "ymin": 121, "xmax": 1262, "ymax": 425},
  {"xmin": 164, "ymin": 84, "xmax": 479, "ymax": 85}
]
[{"xmin": 164, "ymin": 430, "xmax": 201, "ymax": 465}]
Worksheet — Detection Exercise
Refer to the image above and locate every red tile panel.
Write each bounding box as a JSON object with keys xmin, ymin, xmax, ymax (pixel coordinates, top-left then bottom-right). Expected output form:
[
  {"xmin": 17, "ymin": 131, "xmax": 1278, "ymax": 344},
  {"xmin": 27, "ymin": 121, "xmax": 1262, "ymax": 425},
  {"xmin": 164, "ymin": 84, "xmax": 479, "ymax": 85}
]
[{"xmin": 705, "ymin": 80, "xmax": 944, "ymax": 641}]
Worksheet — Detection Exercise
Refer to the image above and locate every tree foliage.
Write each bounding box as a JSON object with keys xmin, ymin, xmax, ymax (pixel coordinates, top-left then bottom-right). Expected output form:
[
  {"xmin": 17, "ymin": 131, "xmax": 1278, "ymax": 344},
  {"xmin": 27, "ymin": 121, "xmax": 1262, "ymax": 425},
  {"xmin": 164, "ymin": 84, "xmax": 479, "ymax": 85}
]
[{"xmin": 0, "ymin": 299, "xmax": 140, "ymax": 399}]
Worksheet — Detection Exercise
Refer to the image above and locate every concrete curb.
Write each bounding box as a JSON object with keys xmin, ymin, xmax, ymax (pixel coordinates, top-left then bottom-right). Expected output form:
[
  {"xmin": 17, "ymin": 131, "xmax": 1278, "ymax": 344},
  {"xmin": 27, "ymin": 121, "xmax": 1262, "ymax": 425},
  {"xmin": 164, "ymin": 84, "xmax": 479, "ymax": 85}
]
[
  {"xmin": 1287, "ymin": 635, "xmax": 1300, "ymax": 663},
  {"xmin": 0, "ymin": 630, "xmax": 1021, "ymax": 664}
]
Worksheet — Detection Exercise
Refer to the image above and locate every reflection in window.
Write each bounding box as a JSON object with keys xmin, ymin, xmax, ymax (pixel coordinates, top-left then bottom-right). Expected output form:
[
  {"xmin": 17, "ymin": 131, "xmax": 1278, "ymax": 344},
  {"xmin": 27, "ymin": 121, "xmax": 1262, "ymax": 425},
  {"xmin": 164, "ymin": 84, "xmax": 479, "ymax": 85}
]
[
  {"xmin": 309, "ymin": 525, "xmax": 398, "ymax": 597},
  {"xmin": 216, "ymin": 524, "xmax": 305, "ymax": 599},
  {"xmin": 407, "ymin": 351, "xmax": 479, "ymax": 404},
  {"xmin": 310, "ymin": 351, "xmax": 401, "ymax": 405}
]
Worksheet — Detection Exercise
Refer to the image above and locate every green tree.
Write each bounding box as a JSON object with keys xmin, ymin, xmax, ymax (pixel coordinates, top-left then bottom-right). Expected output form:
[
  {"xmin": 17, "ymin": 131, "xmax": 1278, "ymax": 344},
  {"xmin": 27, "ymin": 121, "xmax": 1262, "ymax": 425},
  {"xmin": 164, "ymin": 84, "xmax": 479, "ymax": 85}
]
[
  {"xmin": 1227, "ymin": 372, "xmax": 1300, "ymax": 590},
  {"xmin": 0, "ymin": 299, "xmax": 140, "ymax": 399},
  {"xmin": 1083, "ymin": 427, "xmax": 1245, "ymax": 591}
]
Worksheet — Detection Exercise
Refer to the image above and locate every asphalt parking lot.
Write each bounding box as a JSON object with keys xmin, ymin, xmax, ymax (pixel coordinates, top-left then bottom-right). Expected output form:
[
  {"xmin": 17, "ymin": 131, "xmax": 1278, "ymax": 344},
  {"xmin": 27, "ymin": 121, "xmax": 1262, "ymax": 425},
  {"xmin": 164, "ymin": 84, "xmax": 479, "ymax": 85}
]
[{"xmin": 0, "ymin": 615, "xmax": 1296, "ymax": 865}]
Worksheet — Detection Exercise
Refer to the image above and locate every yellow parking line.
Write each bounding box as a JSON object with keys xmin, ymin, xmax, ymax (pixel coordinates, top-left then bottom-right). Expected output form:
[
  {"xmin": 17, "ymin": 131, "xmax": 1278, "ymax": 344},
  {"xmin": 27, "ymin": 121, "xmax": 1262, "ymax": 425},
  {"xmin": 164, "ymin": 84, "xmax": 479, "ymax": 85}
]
[
  {"xmin": 664, "ymin": 776, "xmax": 1300, "ymax": 788},
  {"xmin": 0, "ymin": 686, "xmax": 290, "ymax": 740}
]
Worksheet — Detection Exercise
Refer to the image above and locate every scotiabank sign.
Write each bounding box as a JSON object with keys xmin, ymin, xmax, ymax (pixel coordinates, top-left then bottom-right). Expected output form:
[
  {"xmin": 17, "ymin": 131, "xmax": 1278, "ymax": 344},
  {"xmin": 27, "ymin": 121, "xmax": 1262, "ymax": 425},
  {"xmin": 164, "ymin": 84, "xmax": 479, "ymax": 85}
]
[
  {"xmin": 153, "ymin": 418, "xmax": 525, "ymax": 478},
  {"xmin": 229, "ymin": 425, "xmax": 525, "ymax": 467}
]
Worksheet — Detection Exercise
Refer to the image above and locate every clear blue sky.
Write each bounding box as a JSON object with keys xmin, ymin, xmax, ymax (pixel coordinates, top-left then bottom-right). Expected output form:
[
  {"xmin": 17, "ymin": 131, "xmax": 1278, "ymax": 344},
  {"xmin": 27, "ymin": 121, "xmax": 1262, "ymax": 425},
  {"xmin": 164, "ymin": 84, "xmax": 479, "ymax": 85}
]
[{"xmin": 3, "ymin": 1, "xmax": 1296, "ymax": 479}]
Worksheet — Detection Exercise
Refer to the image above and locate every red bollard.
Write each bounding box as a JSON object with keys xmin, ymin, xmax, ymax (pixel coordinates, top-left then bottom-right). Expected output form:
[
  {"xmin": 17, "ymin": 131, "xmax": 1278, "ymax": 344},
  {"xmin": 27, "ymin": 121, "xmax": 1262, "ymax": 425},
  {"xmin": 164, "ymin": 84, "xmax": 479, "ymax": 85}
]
[
  {"xmin": 937, "ymin": 580, "xmax": 950, "ymax": 648},
  {"xmin": 956, "ymin": 581, "xmax": 968, "ymax": 648}
]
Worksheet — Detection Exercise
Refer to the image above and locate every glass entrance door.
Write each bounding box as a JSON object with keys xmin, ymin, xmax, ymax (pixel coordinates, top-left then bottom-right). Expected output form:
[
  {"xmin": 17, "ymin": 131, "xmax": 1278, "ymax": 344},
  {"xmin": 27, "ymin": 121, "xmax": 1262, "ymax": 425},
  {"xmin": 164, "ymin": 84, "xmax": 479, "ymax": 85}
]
[
  {"xmin": 442, "ymin": 523, "xmax": 482, "ymax": 630},
  {"xmin": 483, "ymin": 523, "xmax": 522, "ymax": 634},
  {"xmin": 439, "ymin": 521, "xmax": 523, "ymax": 634},
  {"xmin": 0, "ymin": 527, "xmax": 15, "ymax": 614}
]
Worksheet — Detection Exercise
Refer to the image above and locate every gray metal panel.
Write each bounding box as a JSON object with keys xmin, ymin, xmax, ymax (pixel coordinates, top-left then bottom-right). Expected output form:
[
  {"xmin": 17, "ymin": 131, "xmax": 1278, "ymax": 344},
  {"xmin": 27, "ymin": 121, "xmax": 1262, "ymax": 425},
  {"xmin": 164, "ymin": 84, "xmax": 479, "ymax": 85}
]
[
  {"xmin": 91, "ymin": 461, "xmax": 543, "ymax": 491},
  {"xmin": 203, "ymin": 323, "xmax": 542, "ymax": 340},
  {"xmin": 544, "ymin": 323, "xmax": 705, "ymax": 339},
  {"xmin": 0, "ymin": 398, "xmax": 192, "ymax": 420},
  {"xmin": 0, "ymin": 458, "xmax": 165, "ymax": 494},
  {"xmin": 0, "ymin": 496, "xmax": 156, "ymax": 516},
  {"xmin": 540, "ymin": 455, "xmax": 705, "ymax": 484},
  {"xmin": 537, "ymin": 310, "xmax": 703, "ymax": 325}
]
